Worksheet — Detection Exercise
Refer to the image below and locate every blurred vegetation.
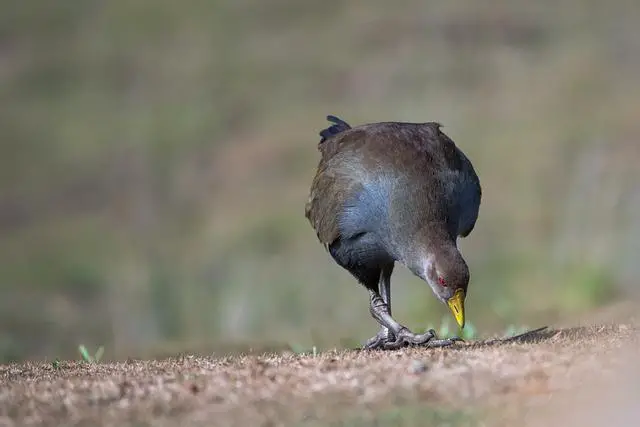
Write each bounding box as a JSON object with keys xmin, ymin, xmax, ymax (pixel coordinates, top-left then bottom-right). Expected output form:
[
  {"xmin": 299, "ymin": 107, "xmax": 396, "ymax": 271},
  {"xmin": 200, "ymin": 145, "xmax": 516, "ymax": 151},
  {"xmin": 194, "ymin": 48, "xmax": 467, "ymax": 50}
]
[
  {"xmin": 1, "ymin": 0, "xmax": 640, "ymax": 362},
  {"xmin": 300, "ymin": 404, "xmax": 477, "ymax": 427}
]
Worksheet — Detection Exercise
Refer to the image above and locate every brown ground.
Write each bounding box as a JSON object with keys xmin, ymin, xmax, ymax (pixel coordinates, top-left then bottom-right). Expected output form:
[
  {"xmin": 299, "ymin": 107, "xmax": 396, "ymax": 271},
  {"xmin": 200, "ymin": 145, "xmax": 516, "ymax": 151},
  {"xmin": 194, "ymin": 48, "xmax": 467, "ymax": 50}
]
[{"xmin": 1, "ymin": 307, "xmax": 639, "ymax": 427}]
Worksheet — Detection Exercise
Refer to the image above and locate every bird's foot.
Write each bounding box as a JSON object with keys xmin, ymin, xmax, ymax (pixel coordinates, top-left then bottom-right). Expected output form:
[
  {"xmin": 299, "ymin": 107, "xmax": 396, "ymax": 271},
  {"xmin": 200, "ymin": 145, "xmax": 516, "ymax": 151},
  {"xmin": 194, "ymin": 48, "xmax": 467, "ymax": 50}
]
[
  {"xmin": 363, "ymin": 327, "xmax": 395, "ymax": 350},
  {"xmin": 383, "ymin": 327, "xmax": 463, "ymax": 350}
]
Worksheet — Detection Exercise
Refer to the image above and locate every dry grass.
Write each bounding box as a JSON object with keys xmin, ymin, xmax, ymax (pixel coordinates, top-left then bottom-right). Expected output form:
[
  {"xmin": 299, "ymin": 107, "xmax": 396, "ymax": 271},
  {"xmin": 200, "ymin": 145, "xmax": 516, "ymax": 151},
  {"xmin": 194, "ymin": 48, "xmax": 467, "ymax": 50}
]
[{"xmin": 1, "ymin": 321, "xmax": 637, "ymax": 427}]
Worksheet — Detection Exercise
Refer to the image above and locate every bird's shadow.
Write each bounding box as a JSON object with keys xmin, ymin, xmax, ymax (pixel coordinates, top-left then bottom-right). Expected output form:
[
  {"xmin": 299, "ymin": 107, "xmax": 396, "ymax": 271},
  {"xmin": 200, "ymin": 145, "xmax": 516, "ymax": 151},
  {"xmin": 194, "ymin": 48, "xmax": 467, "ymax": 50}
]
[{"xmin": 465, "ymin": 325, "xmax": 554, "ymax": 348}]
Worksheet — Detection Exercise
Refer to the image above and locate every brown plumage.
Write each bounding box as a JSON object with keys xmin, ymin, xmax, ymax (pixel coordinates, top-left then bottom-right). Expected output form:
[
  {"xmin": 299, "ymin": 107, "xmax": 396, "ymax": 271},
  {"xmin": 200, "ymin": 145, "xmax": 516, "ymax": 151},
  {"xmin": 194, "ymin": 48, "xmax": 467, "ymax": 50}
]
[{"xmin": 305, "ymin": 115, "xmax": 481, "ymax": 350}]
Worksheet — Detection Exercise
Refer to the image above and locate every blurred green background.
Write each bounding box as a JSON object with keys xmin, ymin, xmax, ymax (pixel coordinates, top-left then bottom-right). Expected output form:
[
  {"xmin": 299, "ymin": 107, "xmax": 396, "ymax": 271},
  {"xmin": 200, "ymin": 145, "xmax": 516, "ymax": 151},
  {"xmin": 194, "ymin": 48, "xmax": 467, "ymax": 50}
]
[{"xmin": 1, "ymin": 0, "xmax": 639, "ymax": 362}]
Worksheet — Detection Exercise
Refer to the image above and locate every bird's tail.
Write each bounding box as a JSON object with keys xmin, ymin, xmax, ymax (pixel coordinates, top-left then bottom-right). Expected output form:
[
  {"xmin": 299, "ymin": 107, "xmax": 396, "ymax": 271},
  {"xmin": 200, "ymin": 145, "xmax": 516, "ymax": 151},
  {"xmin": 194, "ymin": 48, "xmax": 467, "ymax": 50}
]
[{"xmin": 319, "ymin": 115, "xmax": 351, "ymax": 143}]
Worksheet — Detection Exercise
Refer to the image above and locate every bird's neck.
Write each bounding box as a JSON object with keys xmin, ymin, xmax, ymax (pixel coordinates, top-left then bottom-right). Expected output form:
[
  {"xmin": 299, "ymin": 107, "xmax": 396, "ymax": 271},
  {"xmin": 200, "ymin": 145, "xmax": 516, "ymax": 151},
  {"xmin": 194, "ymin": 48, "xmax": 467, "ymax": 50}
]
[
  {"xmin": 416, "ymin": 220, "xmax": 457, "ymax": 254},
  {"xmin": 400, "ymin": 223, "xmax": 459, "ymax": 278}
]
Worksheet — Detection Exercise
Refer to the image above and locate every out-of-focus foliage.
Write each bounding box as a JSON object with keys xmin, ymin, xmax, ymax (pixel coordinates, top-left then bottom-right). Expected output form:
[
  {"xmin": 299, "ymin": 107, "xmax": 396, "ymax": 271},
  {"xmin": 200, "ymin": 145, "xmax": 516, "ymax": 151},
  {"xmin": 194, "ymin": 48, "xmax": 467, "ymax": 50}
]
[{"xmin": 1, "ymin": 0, "xmax": 639, "ymax": 362}]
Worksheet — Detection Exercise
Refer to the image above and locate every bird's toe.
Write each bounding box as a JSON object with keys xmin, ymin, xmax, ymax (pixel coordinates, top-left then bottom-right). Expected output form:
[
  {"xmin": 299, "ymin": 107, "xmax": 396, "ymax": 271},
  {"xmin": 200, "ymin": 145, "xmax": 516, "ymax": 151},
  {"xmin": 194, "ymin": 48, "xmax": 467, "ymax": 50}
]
[
  {"xmin": 380, "ymin": 328, "xmax": 432, "ymax": 350},
  {"xmin": 380, "ymin": 328, "xmax": 464, "ymax": 350},
  {"xmin": 364, "ymin": 337, "xmax": 385, "ymax": 350},
  {"xmin": 381, "ymin": 336, "xmax": 406, "ymax": 350},
  {"xmin": 363, "ymin": 328, "xmax": 395, "ymax": 350}
]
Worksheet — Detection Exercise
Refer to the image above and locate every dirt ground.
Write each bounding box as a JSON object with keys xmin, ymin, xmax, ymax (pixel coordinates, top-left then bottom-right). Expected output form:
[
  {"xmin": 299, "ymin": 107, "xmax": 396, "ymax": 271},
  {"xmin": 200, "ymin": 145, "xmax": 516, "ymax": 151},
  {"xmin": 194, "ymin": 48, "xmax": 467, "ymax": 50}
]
[{"xmin": 1, "ymin": 305, "xmax": 639, "ymax": 427}]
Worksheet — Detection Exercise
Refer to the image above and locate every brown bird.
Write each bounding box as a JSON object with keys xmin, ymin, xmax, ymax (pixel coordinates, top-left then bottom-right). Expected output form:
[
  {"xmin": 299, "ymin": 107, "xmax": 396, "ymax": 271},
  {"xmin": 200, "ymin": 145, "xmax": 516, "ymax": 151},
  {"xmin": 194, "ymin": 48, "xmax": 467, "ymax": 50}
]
[{"xmin": 305, "ymin": 115, "xmax": 481, "ymax": 349}]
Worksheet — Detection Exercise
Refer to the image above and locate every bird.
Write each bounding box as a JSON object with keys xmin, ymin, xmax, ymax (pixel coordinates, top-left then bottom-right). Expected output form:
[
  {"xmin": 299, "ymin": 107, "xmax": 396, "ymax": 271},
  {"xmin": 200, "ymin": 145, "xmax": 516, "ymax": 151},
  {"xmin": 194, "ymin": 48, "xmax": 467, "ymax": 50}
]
[{"xmin": 304, "ymin": 115, "xmax": 481, "ymax": 350}]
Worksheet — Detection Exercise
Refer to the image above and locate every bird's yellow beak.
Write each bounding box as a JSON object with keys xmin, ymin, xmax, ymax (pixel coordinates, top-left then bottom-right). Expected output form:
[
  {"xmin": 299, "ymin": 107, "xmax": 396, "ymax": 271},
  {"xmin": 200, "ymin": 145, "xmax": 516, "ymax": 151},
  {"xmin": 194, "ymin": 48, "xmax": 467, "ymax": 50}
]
[{"xmin": 447, "ymin": 288, "xmax": 465, "ymax": 329}]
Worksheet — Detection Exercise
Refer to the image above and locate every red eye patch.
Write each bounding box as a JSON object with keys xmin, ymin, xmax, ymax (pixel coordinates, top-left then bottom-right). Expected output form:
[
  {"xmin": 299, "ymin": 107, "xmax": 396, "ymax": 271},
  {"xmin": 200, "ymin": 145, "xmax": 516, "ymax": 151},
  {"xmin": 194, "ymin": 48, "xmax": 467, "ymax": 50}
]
[{"xmin": 438, "ymin": 276, "xmax": 447, "ymax": 286}]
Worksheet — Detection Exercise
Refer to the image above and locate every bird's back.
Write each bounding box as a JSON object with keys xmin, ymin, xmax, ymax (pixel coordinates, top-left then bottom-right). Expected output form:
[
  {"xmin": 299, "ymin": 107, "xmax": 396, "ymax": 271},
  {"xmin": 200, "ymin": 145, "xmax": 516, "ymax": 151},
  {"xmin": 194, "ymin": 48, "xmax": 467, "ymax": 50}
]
[{"xmin": 305, "ymin": 117, "xmax": 481, "ymax": 254}]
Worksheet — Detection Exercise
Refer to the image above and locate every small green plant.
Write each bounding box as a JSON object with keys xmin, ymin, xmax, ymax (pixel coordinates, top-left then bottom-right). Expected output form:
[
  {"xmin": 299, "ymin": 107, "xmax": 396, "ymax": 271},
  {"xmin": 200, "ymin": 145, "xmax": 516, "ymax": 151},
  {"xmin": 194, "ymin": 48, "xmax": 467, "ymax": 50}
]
[
  {"xmin": 460, "ymin": 321, "xmax": 477, "ymax": 340},
  {"xmin": 78, "ymin": 344, "xmax": 104, "ymax": 363},
  {"xmin": 51, "ymin": 358, "xmax": 61, "ymax": 370},
  {"xmin": 425, "ymin": 316, "xmax": 478, "ymax": 340}
]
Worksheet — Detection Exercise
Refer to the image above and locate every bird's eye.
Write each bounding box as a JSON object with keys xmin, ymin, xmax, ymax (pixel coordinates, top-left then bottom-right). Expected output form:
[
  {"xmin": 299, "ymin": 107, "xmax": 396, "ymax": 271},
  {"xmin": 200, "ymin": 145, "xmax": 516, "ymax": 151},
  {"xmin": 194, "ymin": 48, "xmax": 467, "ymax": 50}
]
[{"xmin": 438, "ymin": 276, "xmax": 446, "ymax": 286}]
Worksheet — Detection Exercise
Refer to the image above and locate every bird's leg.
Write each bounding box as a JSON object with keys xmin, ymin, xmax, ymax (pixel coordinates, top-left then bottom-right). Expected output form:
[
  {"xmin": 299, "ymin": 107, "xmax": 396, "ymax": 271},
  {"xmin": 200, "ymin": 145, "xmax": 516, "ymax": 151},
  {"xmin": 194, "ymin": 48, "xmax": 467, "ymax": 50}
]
[
  {"xmin": 367, "ymin": 288, "xmax": 462, "ymax": 351},
  {"xmin": 365, "ymin": 289, "xmax": 398, "ymax": 348},
  {"xmin": 364, "ymin": 265, "xmax": 395, "ymax": 349}
]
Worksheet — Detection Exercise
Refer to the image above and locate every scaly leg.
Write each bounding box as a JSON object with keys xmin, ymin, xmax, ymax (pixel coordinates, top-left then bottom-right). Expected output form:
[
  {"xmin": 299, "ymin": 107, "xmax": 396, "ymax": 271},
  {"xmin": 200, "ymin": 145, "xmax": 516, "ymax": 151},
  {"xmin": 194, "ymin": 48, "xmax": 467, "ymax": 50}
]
[{"xmin": 364, "ymin": 264, "xmax": 395, "ymax": 349}]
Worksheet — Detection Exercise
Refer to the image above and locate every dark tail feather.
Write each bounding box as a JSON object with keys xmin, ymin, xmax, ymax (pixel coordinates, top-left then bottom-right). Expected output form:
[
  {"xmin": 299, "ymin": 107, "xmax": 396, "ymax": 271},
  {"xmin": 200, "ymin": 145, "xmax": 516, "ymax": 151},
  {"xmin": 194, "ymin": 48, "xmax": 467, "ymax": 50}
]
[{"xmin": 319, "ymin": 115, "xmax": 351, "ymax": 143}]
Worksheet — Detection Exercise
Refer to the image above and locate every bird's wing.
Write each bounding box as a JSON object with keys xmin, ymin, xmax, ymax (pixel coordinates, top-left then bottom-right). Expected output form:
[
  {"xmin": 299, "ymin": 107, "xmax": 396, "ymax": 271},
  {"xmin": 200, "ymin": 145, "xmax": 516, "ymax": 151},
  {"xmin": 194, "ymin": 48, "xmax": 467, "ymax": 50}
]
[
  {"xmin": 455, "ymin": 173, "xmax": 482, "ymax": 238},
  {"xmin": 418, "ymin": 125, "xmax": 481, "ymax": 238},
  {"xmin": 305, "ymin": 128, "xmax": 368, "ymax": 247},
  {"xmin": 451, "ymin": 147, "xmax": 482, "ymax": 238}
]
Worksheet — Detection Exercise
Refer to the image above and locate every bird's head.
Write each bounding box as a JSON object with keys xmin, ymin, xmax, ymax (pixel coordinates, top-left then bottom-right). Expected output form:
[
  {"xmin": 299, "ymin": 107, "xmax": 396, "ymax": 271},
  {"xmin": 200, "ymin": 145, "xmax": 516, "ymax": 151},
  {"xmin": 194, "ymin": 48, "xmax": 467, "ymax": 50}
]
[{"xmin": 408, "ymin": 245, "xmax": 469, "ymax": 329}]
